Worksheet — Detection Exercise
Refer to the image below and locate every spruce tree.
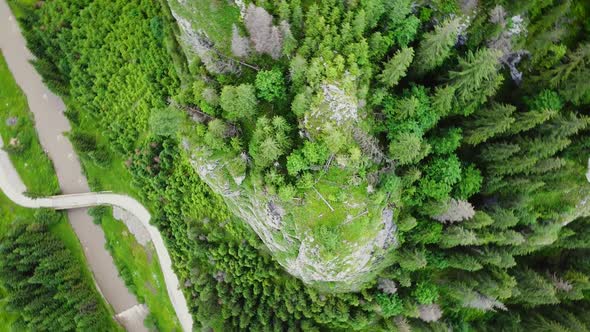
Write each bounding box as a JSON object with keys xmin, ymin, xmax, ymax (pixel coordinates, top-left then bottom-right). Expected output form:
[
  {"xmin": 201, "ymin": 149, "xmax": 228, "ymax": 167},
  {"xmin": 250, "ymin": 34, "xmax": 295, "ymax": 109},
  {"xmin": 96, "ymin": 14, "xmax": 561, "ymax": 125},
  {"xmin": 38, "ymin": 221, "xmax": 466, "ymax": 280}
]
[
  {"xmin": 414, "ymin": 18, "xmax": 461, "ymax": 75},
  {"xmin": 378, "ymin": 47, "xmax": 414, "ymax": 87},
  {"xmin": 512, "ymin": 267, "xmax": 559, "ymax": 306},
  {"xmin": 542, "ymin": 43, "xmax": 590, "ymax": 105},
  {"xmin": 506, "ymin": 108, "xmax": 558, "ymax": 135},
  {"xmin": 464, "ymin": 103, "xmax": 516, "ymax": 145},
  {"xmin": 449, "ymin": 48, "xmax": 503, "ymax": 115}
]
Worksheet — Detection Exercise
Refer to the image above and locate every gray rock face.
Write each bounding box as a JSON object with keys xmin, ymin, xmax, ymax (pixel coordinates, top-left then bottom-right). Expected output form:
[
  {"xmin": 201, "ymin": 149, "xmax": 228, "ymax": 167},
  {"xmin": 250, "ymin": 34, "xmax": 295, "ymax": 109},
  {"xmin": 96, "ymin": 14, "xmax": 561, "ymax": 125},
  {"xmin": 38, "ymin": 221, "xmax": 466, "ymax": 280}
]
[{"xmin": 168, "ymin": 1, "xmax": 238, "ymax": 73}]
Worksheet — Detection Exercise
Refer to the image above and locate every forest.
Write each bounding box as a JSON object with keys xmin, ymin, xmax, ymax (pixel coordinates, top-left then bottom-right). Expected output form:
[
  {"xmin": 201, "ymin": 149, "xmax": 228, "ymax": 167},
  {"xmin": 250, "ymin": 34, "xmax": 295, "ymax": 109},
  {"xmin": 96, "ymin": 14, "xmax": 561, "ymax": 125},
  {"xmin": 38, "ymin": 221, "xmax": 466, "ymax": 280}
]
[
  {"xmin": 0, "ymin": 211, "xmax": 114, "ymax": 331},
  {"xmin": 3, "ymin": 0, "xmax": 590, "ymax": 330}
]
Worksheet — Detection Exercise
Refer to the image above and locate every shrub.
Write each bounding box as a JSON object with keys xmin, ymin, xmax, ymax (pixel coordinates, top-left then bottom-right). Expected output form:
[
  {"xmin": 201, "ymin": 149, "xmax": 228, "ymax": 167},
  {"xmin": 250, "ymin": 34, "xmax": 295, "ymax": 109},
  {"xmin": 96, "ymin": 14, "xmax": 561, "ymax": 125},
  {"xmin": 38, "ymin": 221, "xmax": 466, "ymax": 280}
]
[
  {"xmin": 88, "ymin": 206, "xmax": 109, "ymax": 224},
  {"xmin": 70, "ymin": 131, "xmax": 96, "ymax": 152},
  {"xmin": 376, "ymin": 293, "xmax": 404, "ymax": 318},
  {"xmin": 278, "ymin": 185, "xmax": 296, "ymax": 202},
  {"xmin": 413, "ymin": 281, "xmax": 439, "ymax": 304},
  {"xmin": 89, "ymin": 148, "xmax": 112, "ymax": 167},
  {"xmin": 255, "ymin": 68, "xmax": 286, "ymax": 102},
  {"xmin": 220, "ymin": 84, "xmax": 258, "ymax": 121}
]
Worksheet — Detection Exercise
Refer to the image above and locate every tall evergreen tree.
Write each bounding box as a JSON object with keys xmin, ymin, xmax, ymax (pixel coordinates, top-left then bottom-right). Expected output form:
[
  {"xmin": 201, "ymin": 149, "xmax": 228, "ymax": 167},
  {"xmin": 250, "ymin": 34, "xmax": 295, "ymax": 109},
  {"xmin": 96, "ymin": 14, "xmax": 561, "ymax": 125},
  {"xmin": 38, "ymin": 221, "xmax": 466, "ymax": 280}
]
[
  {"xmin": 378, "ymin": 47, "xmax": 414, "ymax": 87},
  {"xmin": 414, "ymin": 18, "xmax": 461, "ymax": 75},
  {"xmin": 449, "ymin": 48, "xmax": 503, "ymax": 115},
  {"xmin": 464, "ymin": 103, "xmax": 516, "ymax": 145}
]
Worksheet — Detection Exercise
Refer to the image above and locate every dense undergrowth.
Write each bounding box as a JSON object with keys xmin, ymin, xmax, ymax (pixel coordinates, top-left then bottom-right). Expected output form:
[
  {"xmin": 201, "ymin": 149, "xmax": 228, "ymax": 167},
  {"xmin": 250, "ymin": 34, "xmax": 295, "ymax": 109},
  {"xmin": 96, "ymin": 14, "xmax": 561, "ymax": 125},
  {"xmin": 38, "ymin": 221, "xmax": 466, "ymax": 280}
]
[{"xmin": 6, "ymin": 0, "xmax": 590, "ymax": 330}]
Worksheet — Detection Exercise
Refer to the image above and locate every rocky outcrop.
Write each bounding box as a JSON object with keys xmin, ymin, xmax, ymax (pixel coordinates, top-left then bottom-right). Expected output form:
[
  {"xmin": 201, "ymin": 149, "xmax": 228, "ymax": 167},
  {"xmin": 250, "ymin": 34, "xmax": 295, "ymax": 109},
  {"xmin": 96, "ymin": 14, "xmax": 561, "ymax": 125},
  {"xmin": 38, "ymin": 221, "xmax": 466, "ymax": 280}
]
[
  {"xmin": 168, "ymin": 0, "xmax": 239, "ymax": 73},
  {"xmin": 168, "ymin": 0, "xmax": 397, "ymax": 291},
  {"xmin": 186, "ymin": 145, "xmax": 397, "ymax": 292}
]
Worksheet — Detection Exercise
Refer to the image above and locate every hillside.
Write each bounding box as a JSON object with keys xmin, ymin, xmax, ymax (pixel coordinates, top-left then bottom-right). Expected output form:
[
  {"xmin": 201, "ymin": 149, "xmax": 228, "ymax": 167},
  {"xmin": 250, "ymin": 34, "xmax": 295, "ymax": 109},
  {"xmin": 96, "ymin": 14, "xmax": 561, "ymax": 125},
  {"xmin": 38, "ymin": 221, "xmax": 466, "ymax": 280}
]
[{"xmin": 4, "ymin": 0, "xmax": 590, "ymax": 330}]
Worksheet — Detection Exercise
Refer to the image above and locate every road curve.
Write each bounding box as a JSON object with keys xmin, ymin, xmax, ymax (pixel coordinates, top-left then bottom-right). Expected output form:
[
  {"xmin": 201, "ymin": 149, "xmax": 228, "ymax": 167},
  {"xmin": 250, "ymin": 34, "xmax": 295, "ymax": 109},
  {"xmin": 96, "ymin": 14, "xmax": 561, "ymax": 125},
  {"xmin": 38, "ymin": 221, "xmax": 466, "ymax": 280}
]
[
  {"xmin": 0, "ymin": 137, "xmax": 193, "ymax": 331},
  {"xmin": 0, "ymin": 0, "xmax": 138, "ymax": 321}
]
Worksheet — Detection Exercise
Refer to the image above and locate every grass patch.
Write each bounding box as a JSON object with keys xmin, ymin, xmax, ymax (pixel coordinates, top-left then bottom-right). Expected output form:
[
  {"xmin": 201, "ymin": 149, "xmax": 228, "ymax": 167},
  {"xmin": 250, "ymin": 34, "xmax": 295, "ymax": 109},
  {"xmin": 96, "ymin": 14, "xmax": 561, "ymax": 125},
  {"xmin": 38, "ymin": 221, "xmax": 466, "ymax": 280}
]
[
  {"xmin": 287, "ymin": 167, "xmax": 384, "ymax": 261},
  {"xmin": 96, "ymin": 207, "xmax": 182, "ymax": 331},
  {"xmin": 0, "ymin": 51, "xmax": 60, "ymax": 196},
  {"xmin": 6, "ymin": 0, "xmax": 36, "ymax": 18},
  {"xmin": 71, "ymin": 106, "xmax": 184, "ymax": 329}
]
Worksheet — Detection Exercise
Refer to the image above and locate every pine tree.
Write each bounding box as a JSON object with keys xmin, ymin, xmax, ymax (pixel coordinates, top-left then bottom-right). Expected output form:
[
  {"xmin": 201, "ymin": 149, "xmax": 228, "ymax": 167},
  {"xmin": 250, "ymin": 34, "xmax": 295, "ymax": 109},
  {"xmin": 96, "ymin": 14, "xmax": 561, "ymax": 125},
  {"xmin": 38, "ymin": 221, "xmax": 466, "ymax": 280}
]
[
  {"xmin": 518, "ymin": 136, "xmax": 571, "ymax": 160},
  {"xmin": 414, "ymin": 18, "xmax": 461, "ymax": 75},
  {"xmin": 446, "ymin": 253, "xmax": 483, "ymax": 271},
  {"xmin": 506, "ymin": 108, "xmax": 558, "ymax": 135},
  {"xmin": 0, "ymin": 222, "xmax": 112, "ymax": 330},
  {"xmin": 431, "ymin": 85, "xmax": 456, "ymax": 117},
  {"xmin": 389, "ymin": 132, "xmax": 427, "ymax": 166},
  {"xmin": 449, "ymin": 48, "xmax": 503, "ymax": 115},
  {"xmin": 440, "ymin": 226, "xmax": 478, "ymax": 248},
  {"xmin": 530, "ymin": 158, "xmax": 566, "ymax": 175},
  {"xmin": 464, "ymin": 103, "xmax": 516, "ymax": 145},
  {"xmin": 475, "ymin": 247, "xmax": 516, "ymax": 269},
  {"xmin": 538, "ymin": 113, "xmax": 590, "ymax": 139},
  {"xmin": 541, "ymin": 43, "xmax": 590, "ymax": 105},
  {"xmin": 512, "ymin": 267, "xmax": 559, "ymax": 306},
  {"xmin": 220, "ymin": 84, "xmax": 258, "ymax": 121},
  {"xmin": 249, "ymin": 116, "xmax": 291, "ymax": 169},
  {"xmin": 396, "ymin": 248, "xmax": 428, "ymax": 271},
  {"xmin": 479, "ymin": 142, "xmax": 521, "ymax": 163},
  {"xmin": 463, "ymin": 211, "xmax": 495, "ymax": 229},
  {"xmin": 555, "ymin": 218, "xmax": 590, "ymax": 249},
  {"xmin": 378, "ymin": 47, "xmax": 414, "ymax": 87},
  {"xmin": 488, "ymin": 208, "xmax": 520, "ymax": 229},
  {"xmin": 493, "ymin": 230, "xmax": 525, "ymax": 246}
]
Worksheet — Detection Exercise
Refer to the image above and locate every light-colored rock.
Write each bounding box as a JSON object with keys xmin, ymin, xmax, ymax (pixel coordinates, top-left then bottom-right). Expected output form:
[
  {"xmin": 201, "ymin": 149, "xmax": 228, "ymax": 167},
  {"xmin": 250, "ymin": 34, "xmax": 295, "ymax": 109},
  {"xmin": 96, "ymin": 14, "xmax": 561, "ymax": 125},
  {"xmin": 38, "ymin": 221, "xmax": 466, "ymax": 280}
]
[
  {"xmin": 314, "ymin": 84, "xmax": 359, "ymax": 125},
  {"xmin": 170, "ymin": 10, "xmax": 237, "ymax": 73},
  {"xmin": 113, "ymin": 206, "xmax": 151, "ymax": 247},
  {"xmin": 5, "ymin": 116, "xmax": 17, "ymax": 126},
  {"xmin": 115, "ymin": 304, "xmax": 150, "ymax": 332}
]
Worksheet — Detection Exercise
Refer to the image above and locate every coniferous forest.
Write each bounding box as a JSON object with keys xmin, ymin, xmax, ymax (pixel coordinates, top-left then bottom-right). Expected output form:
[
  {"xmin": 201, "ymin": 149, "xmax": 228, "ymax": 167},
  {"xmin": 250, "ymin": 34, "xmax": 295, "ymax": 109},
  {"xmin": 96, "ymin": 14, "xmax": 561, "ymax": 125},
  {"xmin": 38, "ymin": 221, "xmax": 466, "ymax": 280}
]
[
  {"xmin": 0, "ymin": 211, "xmax": 113, "ymax": 330},
  {"xmin": 3, "ymin": 0, "xmax": 590, "ymax": 330}
]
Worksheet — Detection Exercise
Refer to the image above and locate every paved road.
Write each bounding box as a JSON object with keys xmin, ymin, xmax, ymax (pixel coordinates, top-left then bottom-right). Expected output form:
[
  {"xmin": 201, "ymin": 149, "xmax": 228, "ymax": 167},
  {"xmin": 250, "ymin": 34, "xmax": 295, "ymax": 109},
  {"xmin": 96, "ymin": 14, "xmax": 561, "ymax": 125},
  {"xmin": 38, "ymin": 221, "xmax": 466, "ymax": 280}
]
[{"xmin": 0, "ymin": 1, "xmax": 192, "ymax": 330}]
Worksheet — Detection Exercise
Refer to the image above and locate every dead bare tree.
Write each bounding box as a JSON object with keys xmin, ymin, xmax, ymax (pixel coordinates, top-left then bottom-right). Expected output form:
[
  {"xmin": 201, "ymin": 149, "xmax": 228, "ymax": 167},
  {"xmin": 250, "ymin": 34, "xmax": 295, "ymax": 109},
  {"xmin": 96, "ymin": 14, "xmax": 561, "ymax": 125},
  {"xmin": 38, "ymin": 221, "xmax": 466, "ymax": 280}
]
[
  {"xmin": 168, "ymin": 98, "xmax": 214, "ymax": 124},
  {"xmin": 231, "ymin": 24, "xmax": 251, "ymax": 58},
  {"xmin": 244, "ymin": 4, "xmax": 283, "ymax": 59},
  {"xmin": 418, "ymin": 304, "xmax": 443, "ymax": 322},
  {"xmin": 351, "ymin": 127, "xmax": 389, "ymax": 164},
  {"xmin": 433, "ymin": 199, "xmax": 476, "ymax": 223}
]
